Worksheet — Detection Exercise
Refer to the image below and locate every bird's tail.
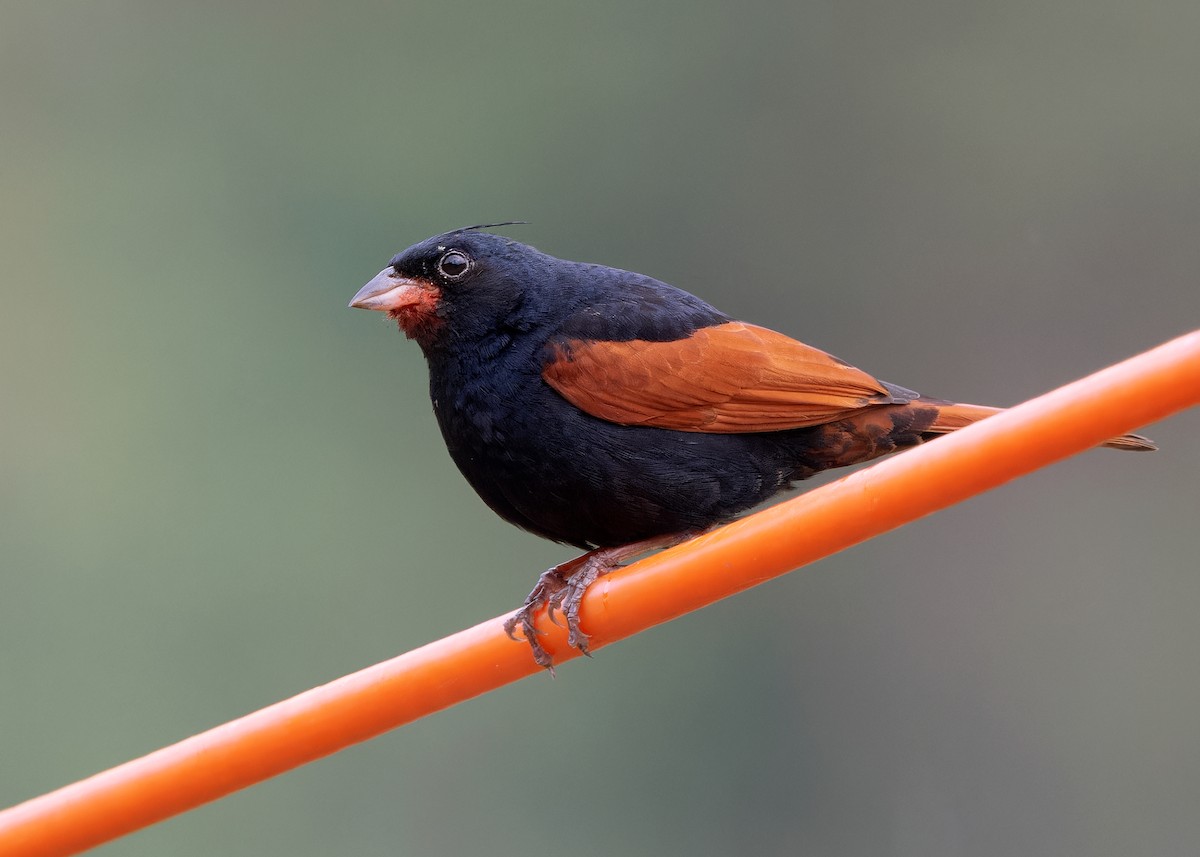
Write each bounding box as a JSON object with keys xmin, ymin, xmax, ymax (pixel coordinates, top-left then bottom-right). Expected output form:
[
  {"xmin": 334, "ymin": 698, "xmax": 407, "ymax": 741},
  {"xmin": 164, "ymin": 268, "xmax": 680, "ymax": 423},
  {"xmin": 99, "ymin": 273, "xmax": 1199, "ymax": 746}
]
[{"xmin": 920, "ymin": 400, "xmax": 1157, "ymax": 451}]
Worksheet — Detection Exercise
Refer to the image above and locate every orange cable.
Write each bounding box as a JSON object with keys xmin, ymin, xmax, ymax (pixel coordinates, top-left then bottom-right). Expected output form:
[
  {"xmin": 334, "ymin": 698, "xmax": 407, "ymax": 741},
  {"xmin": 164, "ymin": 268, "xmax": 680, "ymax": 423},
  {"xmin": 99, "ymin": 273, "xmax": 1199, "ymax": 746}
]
[{"xmin": 1, "ymin": 329, "xmax": 1198, "ymax": 857}]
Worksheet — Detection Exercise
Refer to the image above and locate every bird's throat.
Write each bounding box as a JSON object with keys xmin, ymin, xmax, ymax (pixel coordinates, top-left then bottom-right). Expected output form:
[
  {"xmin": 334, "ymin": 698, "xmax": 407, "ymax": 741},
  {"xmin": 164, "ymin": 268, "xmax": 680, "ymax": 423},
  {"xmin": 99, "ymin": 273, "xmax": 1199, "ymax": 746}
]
[{"xmin": 389, "ymin": 291, "xmax": 443, "ymax": 344}]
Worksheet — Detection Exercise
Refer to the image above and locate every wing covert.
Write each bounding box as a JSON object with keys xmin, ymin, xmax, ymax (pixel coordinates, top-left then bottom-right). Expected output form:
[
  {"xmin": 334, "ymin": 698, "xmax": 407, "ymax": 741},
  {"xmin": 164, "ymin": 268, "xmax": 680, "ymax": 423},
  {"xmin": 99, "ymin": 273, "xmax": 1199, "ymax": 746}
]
[{"xmin": 541, "ymin": 321, "xmax": 907, "ymax": 432}]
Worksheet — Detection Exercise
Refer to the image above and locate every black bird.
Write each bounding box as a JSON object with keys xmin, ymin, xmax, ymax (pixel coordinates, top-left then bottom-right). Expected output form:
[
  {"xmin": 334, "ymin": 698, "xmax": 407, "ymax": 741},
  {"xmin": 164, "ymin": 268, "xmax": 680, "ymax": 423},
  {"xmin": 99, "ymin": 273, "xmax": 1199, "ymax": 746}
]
[{"xmin": 350, "ymin": 226, "xmax": 1154, "ymax": 669}]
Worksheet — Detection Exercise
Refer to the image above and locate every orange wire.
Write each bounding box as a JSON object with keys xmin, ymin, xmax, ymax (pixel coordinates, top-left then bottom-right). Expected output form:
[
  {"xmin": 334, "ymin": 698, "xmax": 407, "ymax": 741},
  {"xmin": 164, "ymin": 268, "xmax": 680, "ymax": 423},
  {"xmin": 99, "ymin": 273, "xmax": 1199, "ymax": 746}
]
[{"xmin": 2, "ymin": 329, "xmax": 1198, "ymax": 857}]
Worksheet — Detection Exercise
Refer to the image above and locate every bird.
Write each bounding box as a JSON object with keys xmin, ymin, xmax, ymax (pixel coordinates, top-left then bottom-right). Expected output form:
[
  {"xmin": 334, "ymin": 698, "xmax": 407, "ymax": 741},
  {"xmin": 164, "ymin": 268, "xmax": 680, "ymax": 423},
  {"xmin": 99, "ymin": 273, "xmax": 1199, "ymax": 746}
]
[{"xmin": 350, "ymin": 224, "xmax": 1155, "ymax": 671}]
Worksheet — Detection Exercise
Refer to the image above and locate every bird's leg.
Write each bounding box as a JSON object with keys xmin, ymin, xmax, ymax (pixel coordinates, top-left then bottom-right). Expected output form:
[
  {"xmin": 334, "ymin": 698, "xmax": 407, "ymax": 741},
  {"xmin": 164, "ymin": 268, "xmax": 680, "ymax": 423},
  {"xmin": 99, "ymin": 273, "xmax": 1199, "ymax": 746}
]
[{"xmin": 504, "ymin": 531, "xmax": 696, "ymax": 672}]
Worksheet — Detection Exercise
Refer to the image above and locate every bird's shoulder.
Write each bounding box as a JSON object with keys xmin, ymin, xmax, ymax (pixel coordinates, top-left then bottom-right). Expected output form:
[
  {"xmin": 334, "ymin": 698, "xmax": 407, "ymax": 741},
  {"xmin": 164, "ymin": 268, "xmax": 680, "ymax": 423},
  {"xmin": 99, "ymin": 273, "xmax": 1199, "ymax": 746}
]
[{"xmin": 546, "ymin": 268, "xmax": 730, "ymax": 345}]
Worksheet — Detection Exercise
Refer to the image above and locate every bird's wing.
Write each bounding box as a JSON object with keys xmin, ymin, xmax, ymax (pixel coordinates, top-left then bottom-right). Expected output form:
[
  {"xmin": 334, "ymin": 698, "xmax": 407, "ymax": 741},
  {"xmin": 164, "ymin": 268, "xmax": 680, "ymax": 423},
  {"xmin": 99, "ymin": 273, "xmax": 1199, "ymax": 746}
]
[{"xmin": 541, "ymin": 321, "xmax": 908, "ymax": 432}]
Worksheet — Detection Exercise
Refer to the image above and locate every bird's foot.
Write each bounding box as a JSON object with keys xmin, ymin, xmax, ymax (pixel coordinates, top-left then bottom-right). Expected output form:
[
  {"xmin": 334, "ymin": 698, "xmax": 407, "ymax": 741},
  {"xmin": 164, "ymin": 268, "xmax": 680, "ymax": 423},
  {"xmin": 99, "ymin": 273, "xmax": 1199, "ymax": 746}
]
[
  {"xmin": 503, "ymin": 532, "xmax": 697, "ymax": 673},
  {"xmin": 503, "ymin": 567, "xmax": 568, "ymax": 673},
  {"xmin": 551, "ymin": 555, "xmax": 613, "ymax": 655}
]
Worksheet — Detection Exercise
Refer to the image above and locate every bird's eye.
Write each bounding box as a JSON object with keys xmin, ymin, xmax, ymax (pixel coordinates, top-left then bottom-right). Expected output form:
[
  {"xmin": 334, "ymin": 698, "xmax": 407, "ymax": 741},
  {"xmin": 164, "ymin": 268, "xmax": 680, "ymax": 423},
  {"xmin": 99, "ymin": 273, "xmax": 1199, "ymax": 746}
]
[{"xmin": 437, "ymin": 250, "xmax": 471, "ymax": 280}]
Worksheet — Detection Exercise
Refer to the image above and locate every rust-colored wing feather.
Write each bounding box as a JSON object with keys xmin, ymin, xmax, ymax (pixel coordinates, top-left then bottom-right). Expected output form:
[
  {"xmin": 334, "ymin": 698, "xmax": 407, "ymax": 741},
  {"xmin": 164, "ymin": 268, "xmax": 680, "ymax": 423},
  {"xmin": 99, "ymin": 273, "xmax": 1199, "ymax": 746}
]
[{"xmin": 542, "ymin": 321, "xmax": 906, "ymax": 432}]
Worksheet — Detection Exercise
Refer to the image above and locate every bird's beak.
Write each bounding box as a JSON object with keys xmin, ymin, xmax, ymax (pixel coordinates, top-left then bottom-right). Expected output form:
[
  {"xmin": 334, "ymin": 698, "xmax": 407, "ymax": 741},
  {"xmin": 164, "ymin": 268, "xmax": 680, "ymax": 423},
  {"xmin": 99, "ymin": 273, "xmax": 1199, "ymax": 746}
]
[{"xmin": 349, "ymin": 269, "xmax": 436, "ymax": 312}]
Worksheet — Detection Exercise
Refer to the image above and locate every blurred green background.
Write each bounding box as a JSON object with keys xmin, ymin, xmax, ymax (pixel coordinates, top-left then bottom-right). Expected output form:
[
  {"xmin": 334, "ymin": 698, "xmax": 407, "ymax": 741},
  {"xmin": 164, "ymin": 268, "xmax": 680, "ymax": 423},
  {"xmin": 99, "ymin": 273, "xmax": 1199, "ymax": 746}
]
[{"xmin": 3, "ymin": 2, "xmax": 1198, "ymax": 855}]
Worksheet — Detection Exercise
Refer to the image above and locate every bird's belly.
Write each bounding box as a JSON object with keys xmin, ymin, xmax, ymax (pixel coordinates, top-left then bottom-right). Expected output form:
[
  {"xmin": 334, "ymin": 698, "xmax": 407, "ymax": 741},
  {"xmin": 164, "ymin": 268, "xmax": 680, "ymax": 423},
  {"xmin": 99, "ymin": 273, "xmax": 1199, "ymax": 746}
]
[{"xmin": 435, "ymin": 387, "xmax": 802, "ymax": 549}]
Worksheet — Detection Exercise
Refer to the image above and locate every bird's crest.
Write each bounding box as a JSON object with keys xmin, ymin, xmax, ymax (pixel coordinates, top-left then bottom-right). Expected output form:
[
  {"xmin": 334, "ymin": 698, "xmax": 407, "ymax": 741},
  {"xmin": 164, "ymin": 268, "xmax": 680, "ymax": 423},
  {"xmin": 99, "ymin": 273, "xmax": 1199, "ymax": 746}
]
[{"xmin": 452, "ymin": 221, "xmax": 529, "ymax": 233}]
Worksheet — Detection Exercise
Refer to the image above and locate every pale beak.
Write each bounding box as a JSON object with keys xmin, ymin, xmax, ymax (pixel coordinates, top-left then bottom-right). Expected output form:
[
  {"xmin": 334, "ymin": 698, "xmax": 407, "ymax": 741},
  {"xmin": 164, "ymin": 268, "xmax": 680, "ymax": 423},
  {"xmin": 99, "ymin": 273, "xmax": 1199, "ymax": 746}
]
[{"xmin": 349, "ymin": 269, "xmax": 433, "ymax": 312}]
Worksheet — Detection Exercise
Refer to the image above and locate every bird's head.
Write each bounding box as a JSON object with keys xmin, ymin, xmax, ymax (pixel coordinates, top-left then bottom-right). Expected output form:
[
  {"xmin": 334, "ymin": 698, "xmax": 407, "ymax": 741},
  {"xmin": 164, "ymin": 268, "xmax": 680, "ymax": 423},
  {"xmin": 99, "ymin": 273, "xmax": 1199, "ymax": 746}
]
[{"xmin": 349, "ymin": 224, "xmax": 549, "ymax": 352}]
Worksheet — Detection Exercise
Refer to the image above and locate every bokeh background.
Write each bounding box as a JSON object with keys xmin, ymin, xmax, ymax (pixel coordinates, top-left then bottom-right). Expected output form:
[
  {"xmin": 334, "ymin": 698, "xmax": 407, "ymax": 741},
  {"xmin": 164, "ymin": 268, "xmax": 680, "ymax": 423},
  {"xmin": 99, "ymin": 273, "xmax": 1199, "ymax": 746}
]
[{"xmin": 3, "ymin": 2, "xmax": 1198, "ymax": 855}]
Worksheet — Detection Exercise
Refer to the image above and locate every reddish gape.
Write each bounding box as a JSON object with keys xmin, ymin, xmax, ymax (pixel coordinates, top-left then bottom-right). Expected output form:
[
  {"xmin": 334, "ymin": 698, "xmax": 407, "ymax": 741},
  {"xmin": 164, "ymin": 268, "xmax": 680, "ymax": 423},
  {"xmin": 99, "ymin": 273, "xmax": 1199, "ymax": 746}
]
[
  {"xmin": 351, "ymin": 227, "xmax": 1156, "ymax": 671},
  {"xmin": 350, "ymin": 270, "xmax": 443, "ymax": 342}
]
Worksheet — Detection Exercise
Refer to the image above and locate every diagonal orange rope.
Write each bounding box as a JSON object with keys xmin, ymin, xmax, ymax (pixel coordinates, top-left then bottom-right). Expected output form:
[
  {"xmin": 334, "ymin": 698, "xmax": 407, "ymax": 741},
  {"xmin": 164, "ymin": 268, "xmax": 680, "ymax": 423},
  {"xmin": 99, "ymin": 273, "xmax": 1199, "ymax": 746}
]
[{"xmin": 2, "ymin": 329, "xmax": 1198, "ymax": 857}]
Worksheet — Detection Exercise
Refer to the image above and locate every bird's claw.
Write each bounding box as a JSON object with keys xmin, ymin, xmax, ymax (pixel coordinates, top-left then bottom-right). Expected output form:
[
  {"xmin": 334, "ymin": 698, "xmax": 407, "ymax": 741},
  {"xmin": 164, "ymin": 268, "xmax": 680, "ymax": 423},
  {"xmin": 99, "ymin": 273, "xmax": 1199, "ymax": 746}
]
[
  {"xmin": 503, "ymin": 607, "xmax": 555, "ymax": 673},
  {"xmin": 545, "ymin": 599, "xmax": 565, "ymax": 628},
  {"xmin": 502, "ymin": 610, "xmax": 537, "ymax": 642},
  {"xmin": 502, "ymin": 566, "xmax": 571, "ymax": 673},
  {"xmin": 501, "ymin": 556, "xmax": 602, "ymax": 673},
  {"xmin": 503, "ymin": 532, "xmax": 694, "ymax": 672}
]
